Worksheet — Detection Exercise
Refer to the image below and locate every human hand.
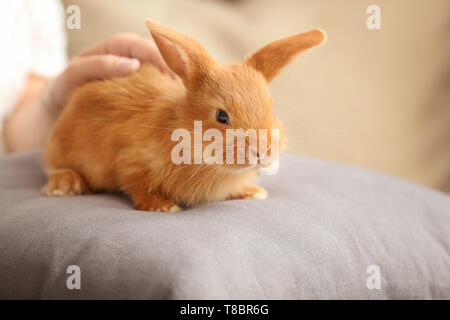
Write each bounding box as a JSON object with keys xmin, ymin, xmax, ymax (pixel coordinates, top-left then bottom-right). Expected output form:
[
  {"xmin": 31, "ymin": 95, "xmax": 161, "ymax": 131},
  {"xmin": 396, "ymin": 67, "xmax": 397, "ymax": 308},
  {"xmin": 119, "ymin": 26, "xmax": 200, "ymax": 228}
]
[
  {"xmin": 41, "ymin": 33, "xmax": 175, "ymax": 116},
  {"xmin": 4, "ymin": 33, "xmax": 175, "ymax": 153}
]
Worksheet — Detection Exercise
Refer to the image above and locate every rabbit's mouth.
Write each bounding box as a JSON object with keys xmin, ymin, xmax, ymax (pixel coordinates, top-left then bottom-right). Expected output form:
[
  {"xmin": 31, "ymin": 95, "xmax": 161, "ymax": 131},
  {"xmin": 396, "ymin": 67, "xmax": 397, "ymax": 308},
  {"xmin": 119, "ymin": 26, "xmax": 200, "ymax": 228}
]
[
  {"xmin": 226, "ymin": 159, "xmax": 279, "ymax": 175},
  {"xmin": 258, "ymin": 159, "xmax": 280, "ymax": 176}
]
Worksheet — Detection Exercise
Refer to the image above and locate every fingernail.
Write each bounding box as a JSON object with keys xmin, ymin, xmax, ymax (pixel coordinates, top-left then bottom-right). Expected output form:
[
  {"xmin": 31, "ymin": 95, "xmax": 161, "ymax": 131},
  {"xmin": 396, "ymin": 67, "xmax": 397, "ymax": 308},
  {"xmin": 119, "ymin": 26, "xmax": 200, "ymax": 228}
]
[{"xmin": 115, "ymin": 58, "xmax": 140, "ymax": 73}]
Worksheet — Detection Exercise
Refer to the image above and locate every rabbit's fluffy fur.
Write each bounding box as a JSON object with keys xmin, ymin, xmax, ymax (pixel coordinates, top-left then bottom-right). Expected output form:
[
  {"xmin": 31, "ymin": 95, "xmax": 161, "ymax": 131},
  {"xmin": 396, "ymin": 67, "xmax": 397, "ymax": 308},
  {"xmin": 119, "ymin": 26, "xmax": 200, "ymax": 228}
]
[{"xmin": 42, "ymin": 21, "xmax": 326, "ymax": 212}]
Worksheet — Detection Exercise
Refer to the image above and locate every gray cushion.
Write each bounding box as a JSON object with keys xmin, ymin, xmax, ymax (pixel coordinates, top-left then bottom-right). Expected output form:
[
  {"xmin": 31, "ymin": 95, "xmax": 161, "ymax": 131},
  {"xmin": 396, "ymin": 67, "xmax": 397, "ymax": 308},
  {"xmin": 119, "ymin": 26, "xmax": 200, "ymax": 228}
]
[{"xmin": 0, "ymin": 152, "xmax": 449, "ymax": 299}]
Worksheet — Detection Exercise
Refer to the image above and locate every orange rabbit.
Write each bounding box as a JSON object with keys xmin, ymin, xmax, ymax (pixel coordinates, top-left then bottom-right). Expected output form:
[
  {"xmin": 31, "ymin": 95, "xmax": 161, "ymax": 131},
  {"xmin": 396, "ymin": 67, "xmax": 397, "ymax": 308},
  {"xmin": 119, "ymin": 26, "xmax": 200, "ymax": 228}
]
[{"xmin": 42, "ymin": 20, "xmax": 326, "ymax": 212}]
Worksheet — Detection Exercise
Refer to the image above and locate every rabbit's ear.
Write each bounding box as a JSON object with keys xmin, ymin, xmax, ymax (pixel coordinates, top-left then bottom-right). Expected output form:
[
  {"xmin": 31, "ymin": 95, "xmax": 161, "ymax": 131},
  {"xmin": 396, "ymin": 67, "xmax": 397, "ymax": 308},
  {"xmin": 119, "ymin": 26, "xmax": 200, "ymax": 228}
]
[
  {"xmin": 245, "ymin": 29, "xmax": 326, "ymax": 83},
  {"xmin": 145, "ymin": 20, "xmax": 215, "ymax": 90}
]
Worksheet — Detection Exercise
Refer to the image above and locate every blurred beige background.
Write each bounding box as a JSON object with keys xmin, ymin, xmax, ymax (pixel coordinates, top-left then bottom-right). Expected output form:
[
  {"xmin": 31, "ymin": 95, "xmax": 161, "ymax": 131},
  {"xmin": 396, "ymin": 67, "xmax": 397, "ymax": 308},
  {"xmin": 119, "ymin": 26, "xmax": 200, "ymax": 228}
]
[{"xmin": 62, "ymin": 0, "xmax": 450, "ymax": 193}]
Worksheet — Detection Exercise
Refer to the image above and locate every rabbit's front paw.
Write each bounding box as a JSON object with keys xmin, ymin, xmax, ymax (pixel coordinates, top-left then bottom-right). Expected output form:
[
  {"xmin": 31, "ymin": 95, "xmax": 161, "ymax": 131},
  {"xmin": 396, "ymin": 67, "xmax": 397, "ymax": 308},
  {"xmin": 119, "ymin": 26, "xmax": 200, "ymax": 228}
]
[
  {"xmin": 228, "ymin": 184, "xmax": 268, "ymax": 201},
  {"xmin": 133, "ymin": 194, "xmax": 182, "ymax": 213},
  {"xmin": 42, "ymin": 168, "xmax": 89, "ymax": 196}
]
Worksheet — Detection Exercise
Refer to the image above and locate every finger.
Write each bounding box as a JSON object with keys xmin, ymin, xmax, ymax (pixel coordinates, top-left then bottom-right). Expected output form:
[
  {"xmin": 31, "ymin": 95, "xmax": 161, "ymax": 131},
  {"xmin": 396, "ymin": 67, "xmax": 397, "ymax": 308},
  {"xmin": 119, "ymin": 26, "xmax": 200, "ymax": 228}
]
[
  {"xmin": 66, "ymin": 54, "xmax": 140, "ymax": 85},
  {"xmin": 79, "ymin": 33, "xmax": 176, "ymax": 77}
]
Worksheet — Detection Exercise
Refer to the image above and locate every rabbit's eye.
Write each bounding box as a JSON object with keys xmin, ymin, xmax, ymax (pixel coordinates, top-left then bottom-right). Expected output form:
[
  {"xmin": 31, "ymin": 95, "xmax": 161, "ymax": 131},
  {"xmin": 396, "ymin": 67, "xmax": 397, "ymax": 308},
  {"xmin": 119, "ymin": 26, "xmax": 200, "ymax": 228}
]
[{"xmin": 216, "ymin": 109, "xmax": 230, "ymax": 125}]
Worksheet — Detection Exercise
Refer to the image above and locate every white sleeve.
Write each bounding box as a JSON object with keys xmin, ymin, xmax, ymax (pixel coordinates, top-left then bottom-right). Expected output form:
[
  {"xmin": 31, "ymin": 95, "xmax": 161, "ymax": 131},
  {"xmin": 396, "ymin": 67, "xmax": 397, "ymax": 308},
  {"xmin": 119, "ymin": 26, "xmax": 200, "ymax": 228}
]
[
  {"xmin": 28, "ymin": 0, "xmax": 68, "ymax": 77},
  {"xmin": 0, "ymin": 0, "xmax": 67, "ymax": 155}
]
